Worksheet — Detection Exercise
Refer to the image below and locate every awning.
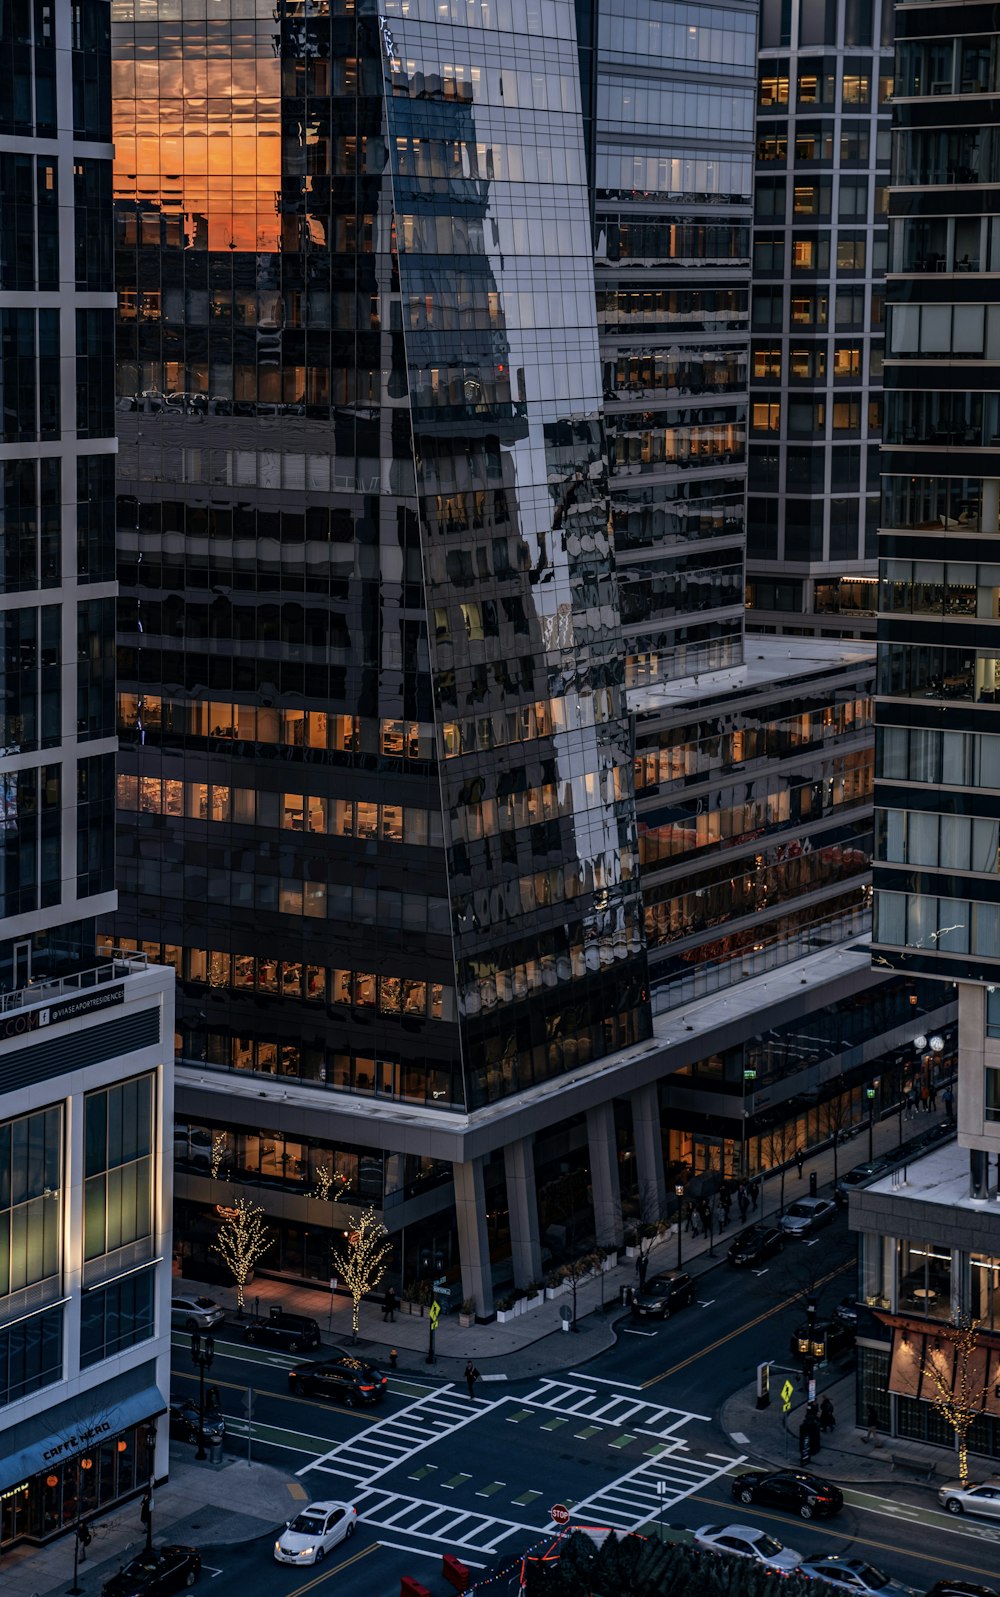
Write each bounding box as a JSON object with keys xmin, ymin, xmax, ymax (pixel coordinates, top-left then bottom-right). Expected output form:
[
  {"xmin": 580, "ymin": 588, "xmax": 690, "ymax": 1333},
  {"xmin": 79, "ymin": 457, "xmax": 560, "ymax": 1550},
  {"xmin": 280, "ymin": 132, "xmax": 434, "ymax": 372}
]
[
  {"xmin": 0, "ymin": 1374, "xmax": 166, "ymax": 1495},
  {"xmin": 888, "ymin": 1320, "xmax": 1000, "ymax": 1419}
]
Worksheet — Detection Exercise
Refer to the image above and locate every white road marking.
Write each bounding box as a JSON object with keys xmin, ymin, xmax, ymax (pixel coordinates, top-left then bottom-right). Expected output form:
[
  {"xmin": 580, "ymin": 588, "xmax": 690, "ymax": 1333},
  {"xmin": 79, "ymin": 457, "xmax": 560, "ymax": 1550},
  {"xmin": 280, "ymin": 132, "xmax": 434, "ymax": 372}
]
[
  {"xmin": 299, "ymin": 1384, "xmax": 500, "ymax": 1486},
  {"xmin": 730, "ymin": 1432, "xmax": 751, "ymax": 1445},
  {"xmin": 698, "ymin": 1299, "xmax": 716, "ymax": 1307},
  {"xmin": 569, "ymin": 1373, "xmax": 644, "ymax": 1391},
  {"xmin": 553, "ymin": 1444, "xmax": 746, "ymax": 1533},
  {"xmin": 376, "ymin": 1539, "xmax": 485, "ymax": 1567},
  {"xmin": 622, "ymin": 1327, "xmax": 657, "ymax": 1337},
  {"xmin": 522, "ymin": 1378, "xmax": 708, "ymax": 1430}
]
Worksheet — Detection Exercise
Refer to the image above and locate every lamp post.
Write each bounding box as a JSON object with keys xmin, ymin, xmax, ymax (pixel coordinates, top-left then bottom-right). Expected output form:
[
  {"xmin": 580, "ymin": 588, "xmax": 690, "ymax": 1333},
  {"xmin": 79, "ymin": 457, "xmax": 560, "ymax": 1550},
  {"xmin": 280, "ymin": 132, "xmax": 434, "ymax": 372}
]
[
  {"xmin": 190, "ymin": 1330, "xmax": 215, "ymax": 1461},
  {"xmin": 675, "ymin": 1183, "xmax": 685, "ymax": 1271},
  {"xmin": 867, "ymin": 1081, "xmax": 878, "ymax": 1163}
]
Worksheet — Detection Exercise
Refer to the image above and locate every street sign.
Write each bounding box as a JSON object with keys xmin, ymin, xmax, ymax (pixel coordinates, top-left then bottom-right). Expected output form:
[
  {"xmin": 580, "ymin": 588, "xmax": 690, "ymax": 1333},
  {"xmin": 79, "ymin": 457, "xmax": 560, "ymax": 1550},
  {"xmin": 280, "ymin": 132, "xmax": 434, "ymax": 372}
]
[
  {"xmin": 781, "ymin": 1378, "xmax": 794, "ymax": 1414},
  {"xmin": 551, "ymin": 1503, "xmax": 570, "ymax": 1525},
  {"xmin": 429, "ymin": 1300, "xmax": 441, "ymax": 1328}
]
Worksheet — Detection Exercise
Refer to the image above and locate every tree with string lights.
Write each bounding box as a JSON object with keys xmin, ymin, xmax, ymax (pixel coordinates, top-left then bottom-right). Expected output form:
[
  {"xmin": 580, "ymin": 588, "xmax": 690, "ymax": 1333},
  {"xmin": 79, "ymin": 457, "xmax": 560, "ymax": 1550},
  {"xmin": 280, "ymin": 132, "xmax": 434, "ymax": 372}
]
[
  {"xmin": 312, "ymin": 1163, "xmax": 349, "ymax": 1203},
  {"xmin": 330, "ymin": 1205, "xmax": 393, "ymax": 1343},
  {"xmin": 211, "ymin": 1195, "xmax": 273, "ymax": 1312},
  {"xmin": 920, "ymin": 1313, "xmax": 990, "ymax": 1484}
]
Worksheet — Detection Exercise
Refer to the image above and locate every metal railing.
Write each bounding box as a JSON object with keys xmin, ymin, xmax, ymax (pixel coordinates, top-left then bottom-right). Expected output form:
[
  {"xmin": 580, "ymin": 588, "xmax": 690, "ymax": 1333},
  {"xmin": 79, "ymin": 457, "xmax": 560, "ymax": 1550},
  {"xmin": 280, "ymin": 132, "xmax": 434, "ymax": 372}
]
[
  {"xmin": 651, "ymin": 904, "xmax": 871, "ymax": 1015},
  {"xmin": 0, "ymin": 949, "xmax": 148, "ymax": 1013}
]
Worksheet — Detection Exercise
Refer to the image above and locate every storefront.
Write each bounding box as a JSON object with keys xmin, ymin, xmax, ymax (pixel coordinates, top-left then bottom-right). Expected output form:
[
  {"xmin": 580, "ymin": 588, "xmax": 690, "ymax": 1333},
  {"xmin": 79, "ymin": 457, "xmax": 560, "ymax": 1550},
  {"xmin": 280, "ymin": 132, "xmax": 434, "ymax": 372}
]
[{"xmin": 0, "ymin": 1377, "xmax": 164, "ymax": 1550}]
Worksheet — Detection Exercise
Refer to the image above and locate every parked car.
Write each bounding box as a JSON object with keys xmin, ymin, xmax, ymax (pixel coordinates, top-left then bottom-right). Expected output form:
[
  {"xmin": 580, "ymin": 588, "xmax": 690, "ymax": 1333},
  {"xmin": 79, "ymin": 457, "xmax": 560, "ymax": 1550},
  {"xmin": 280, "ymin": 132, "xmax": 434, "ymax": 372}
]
[
  {"xmin": 631, "ymin": 1271, "xmax": 696, "ymax": 1320},
  {"xmin": 798, "ymin": 1556, "xmax": 919, "ymax": 1596},
  {"xmin": 274, "ymin": 1502, "xmax": 357, "ymax": 1565},
  {"xmin": 288, "ymin": 1355, "xmax": 388, "ymax": 1406},
  {"xmin": 727, "ymin": 1224, "xmax": 784, "ymax": 1268},
  {"xmin": 729, "ymin": 1469, "xmax": 843, "ymax": 1520},
  {"xmin": 837, "ymin": 1160, "xmax": 890, "ymax": 1199},
  {"xmin": 170, "ymin": 1295, "xmax": 225, "ymax": 1333},
  {"xmin": 102, "ymin": 1546, "xmax": 201, "ymax": 1597},
  {"xmin": 243, "ymin": 1305, "xmax": 320, "ymax": 1352},
  {"xmin": 780, "ymin": 1197, "xmax": 838, "ymax": 1237},
  {"xmin": 937, "ymin": 1478, "xmax": 1000, "ymax": 1518},
  {"xmin": 168, "ymin": 1398, "xmax": 225, "ymax": 1448},
  {"xmin": 925, "ymin": 1582, "xmax": 998, "ymax": 1597},
  {"xmin": 693, "ymin": 1523, "xmax": 803, "ymax": 1573}
]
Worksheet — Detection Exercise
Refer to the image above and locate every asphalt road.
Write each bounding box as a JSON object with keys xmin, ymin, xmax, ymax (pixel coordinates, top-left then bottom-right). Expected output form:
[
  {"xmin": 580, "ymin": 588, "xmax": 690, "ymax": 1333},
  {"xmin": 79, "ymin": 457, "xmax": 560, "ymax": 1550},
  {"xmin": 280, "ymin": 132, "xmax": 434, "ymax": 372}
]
[{"xmin": 162, "ymin": 1215, "xmax": 1000, "ymax": 1597}]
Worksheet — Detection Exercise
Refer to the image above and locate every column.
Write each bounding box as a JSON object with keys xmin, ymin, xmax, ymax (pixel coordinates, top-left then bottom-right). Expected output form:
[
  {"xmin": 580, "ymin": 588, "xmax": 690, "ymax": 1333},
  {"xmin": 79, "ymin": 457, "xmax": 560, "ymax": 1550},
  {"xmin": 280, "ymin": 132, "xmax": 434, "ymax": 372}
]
[
  {"xmin": 981, "ymin": 477, "xmax": 999, "ymax": 535},
  {"xmin": 453, "ymin": 1156, "xmax": 494, "ymax": 1318},
  {"xmin": 630, "ymin": 1082, "xmax": 666, "ymax": 1223},
  {"xmin": 504, "ymin": 1136, "xmax": 542, "ymax": 1288},
  {"xmin": 970, "ymin": 1148, "xmax": 990, "ymax": 1201},
  {"xmin": 587, "ymin": 1100, "xmax": 624, "ymax": 1250}
]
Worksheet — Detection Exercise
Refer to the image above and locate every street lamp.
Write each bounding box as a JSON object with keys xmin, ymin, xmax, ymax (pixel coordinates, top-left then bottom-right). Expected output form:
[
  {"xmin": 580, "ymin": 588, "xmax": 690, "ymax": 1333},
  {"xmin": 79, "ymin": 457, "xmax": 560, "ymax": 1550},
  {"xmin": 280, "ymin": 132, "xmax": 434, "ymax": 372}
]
[
  {"xmin": 866, "ymin": 1080, "xmax": 879, "ymax": 1163},
  {"xmin": 190, "ymin": 1330, "xmax": 215, "ymax": 1461},
  {"xmin": 675, "ymin": 1184, "xmax": 685, "ymax": 1271}
]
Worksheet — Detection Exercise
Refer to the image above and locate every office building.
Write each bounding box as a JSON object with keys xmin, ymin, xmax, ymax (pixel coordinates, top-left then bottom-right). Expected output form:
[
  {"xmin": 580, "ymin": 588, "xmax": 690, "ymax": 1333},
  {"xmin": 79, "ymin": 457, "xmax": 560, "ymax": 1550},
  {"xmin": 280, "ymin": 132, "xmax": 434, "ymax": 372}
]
[
  {"xmin": 858, "ymin": 0, "xmax": 1000, "ymax": 1463},
  {"xmin": 0, "ymin": 0, "xmax": 174, "ymax": 1551},
  {"xmin": 108, "ymin": 0, "xmax": 950, "ymax": 1314},
  {"xmin": 746, "ymin": 0, "xmax": 893, "ymax": 634}
]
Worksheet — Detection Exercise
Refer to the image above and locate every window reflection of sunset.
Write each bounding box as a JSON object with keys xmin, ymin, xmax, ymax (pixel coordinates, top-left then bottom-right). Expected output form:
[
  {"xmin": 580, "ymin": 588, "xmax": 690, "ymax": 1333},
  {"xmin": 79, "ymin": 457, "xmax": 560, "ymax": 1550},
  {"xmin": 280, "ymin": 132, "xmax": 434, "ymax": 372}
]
[{"xmin": 113, "ymin": 47, "xmax": 280, "ymax": 254}]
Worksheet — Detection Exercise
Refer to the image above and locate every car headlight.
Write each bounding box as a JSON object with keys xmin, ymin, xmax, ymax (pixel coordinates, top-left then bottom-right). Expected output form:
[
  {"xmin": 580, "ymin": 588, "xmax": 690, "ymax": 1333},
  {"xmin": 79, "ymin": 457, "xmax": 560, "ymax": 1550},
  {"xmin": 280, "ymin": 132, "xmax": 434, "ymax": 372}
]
[
  {"xmin": 301, "ymin": 1548, "xmax": 314, "ymax": 1558},
  {"xmin": 274, "ymin": 1542, "xmax": 281, "ymax": 1554}
]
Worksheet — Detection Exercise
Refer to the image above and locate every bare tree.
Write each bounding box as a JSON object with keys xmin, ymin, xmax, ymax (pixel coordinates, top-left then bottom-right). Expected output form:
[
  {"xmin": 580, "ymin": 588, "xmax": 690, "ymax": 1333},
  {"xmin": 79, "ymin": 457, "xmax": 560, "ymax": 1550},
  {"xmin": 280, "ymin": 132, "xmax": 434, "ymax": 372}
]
[
  {"xmin": 819, "ymin": 1082, "xmax": 854, "ymax": 1189},
  {"xmin": 759, "ymin": 1120, "xmax": 797, "ymax": 1217},
  {"xmin": 330, "ymin": 1205, "xmax": 393, "ymax": 1343},
  {"xmin": 557, "ymin": 1251, "xmax": 602, "ymax": 1332},
  {"xmin": 921, "ymin": 1314, "xmax": 991, "ymax": 1484},
  {"xmin": 211, "ymin": 1195, "xmax": 273, "ymax": 1311}
]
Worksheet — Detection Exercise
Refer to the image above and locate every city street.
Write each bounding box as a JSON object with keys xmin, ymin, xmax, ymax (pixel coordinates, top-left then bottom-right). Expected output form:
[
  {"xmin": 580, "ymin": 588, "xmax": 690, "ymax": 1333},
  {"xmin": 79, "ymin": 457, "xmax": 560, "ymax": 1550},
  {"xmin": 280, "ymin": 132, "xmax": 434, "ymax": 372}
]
[{"xmin": 157, "ymin": 1210, "xmax": 1000, "ymax": 1597}]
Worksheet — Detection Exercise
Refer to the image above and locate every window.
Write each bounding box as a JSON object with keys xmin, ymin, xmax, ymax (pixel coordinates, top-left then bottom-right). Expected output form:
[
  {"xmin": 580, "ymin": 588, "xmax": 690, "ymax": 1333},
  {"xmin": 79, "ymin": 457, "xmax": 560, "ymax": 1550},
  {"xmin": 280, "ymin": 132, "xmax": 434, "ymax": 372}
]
[
  {"xmin": 84, "ymin": 1077, "xmax": 153, "ymax": 1262},
  {"xmin": 0, "ymin": 1105, "xmax": 61, "ymax": 1298},
  {"xmin": 971, "ymin": 1253, "xmax": 1000, "ymax": 1328},
  {"xmin": 759, "ymin": 67, "xmax": 789, "ymax": 107},
  {"xmin": 753, "ymin": 347, "xmax": 782, "ymax": 378},
  {"xmin": 987, "ymin": 989, "xmax": 1000, "ymax": 1038},
  {"xmin": 0, "ymin": 1304, "xmax": 62, "ymax": 1408},
  {"xmin": 80, "ymin": 1266, "xmax": 155, "ymax": 1367},
  {"xmin": 752, "ymin": 401, "xmax": 780, "ymax": 432},
  {"xmin": 833, "ymin": 346, "xmax": 862, "ymax": 378},
  {"xmin": 897, "ymin": 1238, "xmax": 952, "ymax": 1319}
]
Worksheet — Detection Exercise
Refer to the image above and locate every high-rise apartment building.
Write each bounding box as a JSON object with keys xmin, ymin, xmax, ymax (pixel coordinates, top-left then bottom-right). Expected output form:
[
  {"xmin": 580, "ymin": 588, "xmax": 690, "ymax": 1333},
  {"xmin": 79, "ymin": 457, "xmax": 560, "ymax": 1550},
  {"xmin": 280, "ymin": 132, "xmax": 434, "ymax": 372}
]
[
  {"xmin": 859, "ymin": 0, "xmax": 1000, "ymax": 1465},
  {"xmin": 0, "ymin": 0, "xmax": 174, "ymax": 1553},
  {"xmin": 108, "ymin": 0, "xmax": 951, "ymax": 1316},
  {"xmin": 747, "ymin": 0, "xmax": 894, "ymax": 635}
]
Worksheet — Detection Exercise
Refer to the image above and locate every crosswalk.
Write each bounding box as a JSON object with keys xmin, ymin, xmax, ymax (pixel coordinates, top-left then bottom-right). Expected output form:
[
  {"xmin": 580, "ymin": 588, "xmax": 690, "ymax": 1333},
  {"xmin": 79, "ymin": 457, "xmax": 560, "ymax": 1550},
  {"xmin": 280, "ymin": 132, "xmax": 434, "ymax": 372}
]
[
  {"xmin": 561, "ymin": 1444, "xmax": 744, "ymax": 1532},
  {"xmin": 299, "ymin": 1383, "xmax": 494, "ymax": 1488},
  {"xmin": 351, "ymin": 1484, "xmax": 539, "ymax": 1556},
  {"xmin": 521, "ymin": 1377, "xmax": 708, "ymax": 1435}
]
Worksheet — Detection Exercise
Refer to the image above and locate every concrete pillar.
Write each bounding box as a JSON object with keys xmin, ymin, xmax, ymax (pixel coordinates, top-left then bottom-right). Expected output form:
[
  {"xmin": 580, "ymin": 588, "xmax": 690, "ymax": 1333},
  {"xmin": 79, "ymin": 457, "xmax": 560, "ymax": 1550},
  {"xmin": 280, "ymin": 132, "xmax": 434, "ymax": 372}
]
[
  {"xmin": 504, "ymin": 1136, "xmax": 542, "ymax": 1289},
  {"xmin": 970, "ymin": 1147, "xmax": 990, "ymax": 1201},
  {"xmin": 630, "ymin": 1082, "xmax": 667, "ymax": 1223},
  {"xmin": 587, "ymin": 1100, "xmax": 624, "ymax": 1249},
  {"xmin": 453, "ymin": 1157, "xmax": 494, "ymax": 1318}
]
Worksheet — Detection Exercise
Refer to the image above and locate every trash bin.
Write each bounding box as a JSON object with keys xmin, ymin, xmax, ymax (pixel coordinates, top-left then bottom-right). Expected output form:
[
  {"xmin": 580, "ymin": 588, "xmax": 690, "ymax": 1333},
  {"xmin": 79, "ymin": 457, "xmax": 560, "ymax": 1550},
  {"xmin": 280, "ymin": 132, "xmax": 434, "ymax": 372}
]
[
  {"xmin": 809, "ymin": 1171, "xmax": 818, "ymax": 1198},
  {"xmin": 209, "ymin": 1439, "xmax": 223, "ymax": 1465},
  {"xmin": 620, "ymin": 1284, "xmax": 633, "ymax": 1308}
]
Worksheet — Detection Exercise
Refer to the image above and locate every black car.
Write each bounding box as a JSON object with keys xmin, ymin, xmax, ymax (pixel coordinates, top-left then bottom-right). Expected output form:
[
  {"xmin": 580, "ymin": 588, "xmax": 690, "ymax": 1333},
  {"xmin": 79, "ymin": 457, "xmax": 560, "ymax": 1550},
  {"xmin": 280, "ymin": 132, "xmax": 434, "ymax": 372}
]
[
  {"xmin": 168, "ymin": 1398, "xmax": 225, "ymax": 1447},
  {"xmin": 731, "ymin": 1469, "xmax": 844, "ymax": 1521},
  {"xmin": 102, "ymin": 1546, "xmax": 201, "ymax": 1597},
  {"xmin": 631, "ymin": 1271, "xmax": 696, "ymax": 1320},
  {"xmin": 727, "ymin": 1224, "xmax": 784, "ymax": 1268},
  {"xmin": 926, "ymin": 1584, "xmax": 998, "ymax": 1597},
  {"xmin": 243, "ymin": 1305, "xmax": 321, "ymax": 1352},
  {"xmin": 288, "ymin": 1354, "xmax": 389, "ymax": 1406},
  {"xmin": 836, "ymin": 1159, "xmax": 890, "ymax": 1200}
]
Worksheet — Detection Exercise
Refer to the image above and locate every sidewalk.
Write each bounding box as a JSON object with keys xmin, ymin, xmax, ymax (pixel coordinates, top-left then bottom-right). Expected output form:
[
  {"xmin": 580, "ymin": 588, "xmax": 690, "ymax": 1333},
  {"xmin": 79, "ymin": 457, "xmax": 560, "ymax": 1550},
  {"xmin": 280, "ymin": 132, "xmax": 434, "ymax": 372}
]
[
  {"xmin": 721, "ymin": 1367, "xmax": 958, "ymax": 1488},
  {"xmin": 0, "ymin": 1451, "xmax": 302, "ymax": 1597},
  {"xmin": 178, "ymin": 1099, "xmax": 954, "ymax": 1380}
]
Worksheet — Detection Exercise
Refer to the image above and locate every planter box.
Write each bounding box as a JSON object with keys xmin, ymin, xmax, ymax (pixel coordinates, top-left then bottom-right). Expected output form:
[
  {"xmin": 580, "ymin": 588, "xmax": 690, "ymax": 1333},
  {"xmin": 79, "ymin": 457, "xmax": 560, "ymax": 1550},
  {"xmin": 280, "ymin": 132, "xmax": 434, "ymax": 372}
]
[
  {"xmin": 544, "ymin": 1283, "xmax": 567, "ymax": 1300},
  {"xmin": 601, "ymin": 1254, "xmax": 616, "ymax": 1273},
  {"xmin": 624, "ymin": 1245, "xmax": 640, "ymax": 1260},
  {"xmin": 496, "ymin": 1307, "xmax": 518, "ymax": 1324},
  {"xmin": 524, "ymin": 1292, "xmax": 543, "ymax": 1311},
  {"xmin": 458, "ymin": 1312, "xmax": 473, "ymax": 1328}
]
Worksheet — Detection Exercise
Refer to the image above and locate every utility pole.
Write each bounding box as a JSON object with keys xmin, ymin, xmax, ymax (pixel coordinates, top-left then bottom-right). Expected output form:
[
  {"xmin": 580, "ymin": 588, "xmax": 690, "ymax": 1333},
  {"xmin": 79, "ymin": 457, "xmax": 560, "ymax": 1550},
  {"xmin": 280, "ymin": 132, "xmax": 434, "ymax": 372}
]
[{"xmin": 190, "ymin": 1330, "xmax": 216, "ymax": 1460}]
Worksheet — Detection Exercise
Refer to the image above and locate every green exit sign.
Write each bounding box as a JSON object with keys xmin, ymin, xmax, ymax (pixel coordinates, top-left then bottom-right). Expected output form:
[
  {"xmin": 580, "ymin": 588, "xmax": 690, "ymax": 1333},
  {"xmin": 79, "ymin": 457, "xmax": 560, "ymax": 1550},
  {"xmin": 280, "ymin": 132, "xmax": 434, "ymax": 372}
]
[
  {"xmin": 866, "ymin": 1087, "xmax": 876, "ymax": 1098},
  {"xmin": 744, "ymin": 1068, "xmax": 757, "ymax": 1080}
]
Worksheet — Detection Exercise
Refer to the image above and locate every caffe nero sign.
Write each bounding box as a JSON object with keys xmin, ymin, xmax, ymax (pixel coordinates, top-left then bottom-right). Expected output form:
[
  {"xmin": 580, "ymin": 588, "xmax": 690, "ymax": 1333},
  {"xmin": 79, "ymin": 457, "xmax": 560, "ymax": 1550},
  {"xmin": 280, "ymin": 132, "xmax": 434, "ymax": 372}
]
[{"xmin": 0, "ymin": 984, "xmax": 124, "ymax": 1043}]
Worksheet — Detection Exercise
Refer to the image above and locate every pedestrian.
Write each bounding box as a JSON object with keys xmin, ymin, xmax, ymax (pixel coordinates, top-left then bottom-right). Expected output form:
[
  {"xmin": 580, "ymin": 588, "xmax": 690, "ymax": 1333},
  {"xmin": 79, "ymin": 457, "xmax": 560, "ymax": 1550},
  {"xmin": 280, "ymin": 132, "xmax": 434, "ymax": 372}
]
[
  {"xmin": 943, "ymin": 1084, "xmax": 955, "ymax": 1123},
  {"xmin": 382, "ymin": 1286, "xmax": 397, "ymax": 1323},
  {"xmin": 690, "ymin": 1206, "xmax": 701, "ymax": 1238},
  {"xmin": 636, "ymin": 1251, "xmax": 649, "ymax": 1291},
  {"xmin": 795, "ymin": 1148, "xmax": 805, "ymax": 1179},
  {"xmin": 863, "ymin": 1404, "xmax": 879, "ymax": 1443},
  {"xmin": 798, "ymin": 1419, "xmax": 812, "ymax": 1465},
  {"xmin": 929, "ymin": 1078, "xmax": 938, "ymax": 1111},
  {"xmin": 750, "ymin": 1176, "xmax": 760, "ymax": 1210},
  {"xmin": 921, "ymin": 1080, "xmax": 930, "ymax": 1114},
  {"xmin": 738, "ymin": 1190, "xmax": 749, "ymax": 1226},
  {"xmin": 819, "ymin": 1396, "xmax": 835, "ymax": 1432},
  {"xmin": 684, "ymin": 1202, "xmax": 694, "ymax": 1234},
  {"xmin": 465, "ymin": 1360, "xmax": 480, "ymax": 1401},
  {"xmin": 721, "ymin": 1196, "xmax": 732, "ymax": 1229}
]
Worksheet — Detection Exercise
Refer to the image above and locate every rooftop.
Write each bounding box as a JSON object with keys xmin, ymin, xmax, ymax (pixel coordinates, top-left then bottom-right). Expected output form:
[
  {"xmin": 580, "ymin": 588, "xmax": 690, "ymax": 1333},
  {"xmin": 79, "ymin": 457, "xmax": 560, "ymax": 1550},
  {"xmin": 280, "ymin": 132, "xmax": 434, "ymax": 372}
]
[
  {"xmin": 627, "ymin": 635, "xmax": 875, "ymax": 718},
  {"xmin": 865, "ymin": 1138, "xmax": 994, "ymax": 1215}
]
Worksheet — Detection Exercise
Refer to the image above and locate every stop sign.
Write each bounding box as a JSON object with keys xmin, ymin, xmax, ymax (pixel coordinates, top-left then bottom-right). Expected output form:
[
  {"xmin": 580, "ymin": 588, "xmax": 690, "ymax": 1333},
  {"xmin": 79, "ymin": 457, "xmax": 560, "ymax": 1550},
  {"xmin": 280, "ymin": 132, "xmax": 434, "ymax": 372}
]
[{"xmin": 550, "ymin": 1503, "xmax": 570, "ymax": 1525}]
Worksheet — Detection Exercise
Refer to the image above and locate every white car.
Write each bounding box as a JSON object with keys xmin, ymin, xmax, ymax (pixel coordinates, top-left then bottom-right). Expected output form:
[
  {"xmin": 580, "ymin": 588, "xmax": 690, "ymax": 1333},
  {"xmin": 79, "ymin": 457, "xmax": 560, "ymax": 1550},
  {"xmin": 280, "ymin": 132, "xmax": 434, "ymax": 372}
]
[
  {"xmin": 780, "ymin": 1197, "xmax": 838, "ymax": 1237},
  {"xmin": 693, "ymin": 1523, "xmax": 803, "ymax": 1572},
  {"xmin": 274, "ymin": 1501, "xmax": 357, "ymax": 1565},
  {"xmin": 798, "ymin": 1555, "xmax": 919, "ymax": 1596},
  {"xmin": 170, "ymin": 1294, "xmax": 226, "ymax": 1331},
  {"xmin": 938, "ymin": 1477, "xmax": 1000, "ymax": 1518}
]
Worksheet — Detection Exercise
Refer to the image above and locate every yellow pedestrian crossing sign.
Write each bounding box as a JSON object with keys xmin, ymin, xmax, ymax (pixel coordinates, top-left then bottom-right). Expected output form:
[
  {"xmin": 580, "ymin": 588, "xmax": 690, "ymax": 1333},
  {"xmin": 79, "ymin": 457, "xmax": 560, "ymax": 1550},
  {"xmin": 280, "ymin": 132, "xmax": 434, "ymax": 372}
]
[
  {"xmin": 429, "ymin": 1300, "xmax": 441, "ymax": 1328},
  {"xmin": 781, "ymin": 1378, "xmax": 794, "ymax": 1413}
]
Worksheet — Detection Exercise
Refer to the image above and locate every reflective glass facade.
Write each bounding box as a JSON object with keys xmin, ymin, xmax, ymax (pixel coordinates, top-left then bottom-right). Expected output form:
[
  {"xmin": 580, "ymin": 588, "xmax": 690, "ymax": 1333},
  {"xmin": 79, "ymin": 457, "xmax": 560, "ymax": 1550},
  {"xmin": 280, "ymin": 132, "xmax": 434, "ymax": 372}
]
[
  {"xmin": 746, "ymin": 0, "xmax": 892, "ymax": 634},
  {"xmin": 873, "ymin": 0, "xmax": 1000, "ymax": 987},
  {"xmin": 0, "ymin": 0, "xmax": 118, "ymax": 982},
  {"xmin": 594, "ymin": 0, "xmax": 756, "ymax": 687},
  {"xmin": 110, "ymin": 0, "xmax": 651, "ymax": 1113}
]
